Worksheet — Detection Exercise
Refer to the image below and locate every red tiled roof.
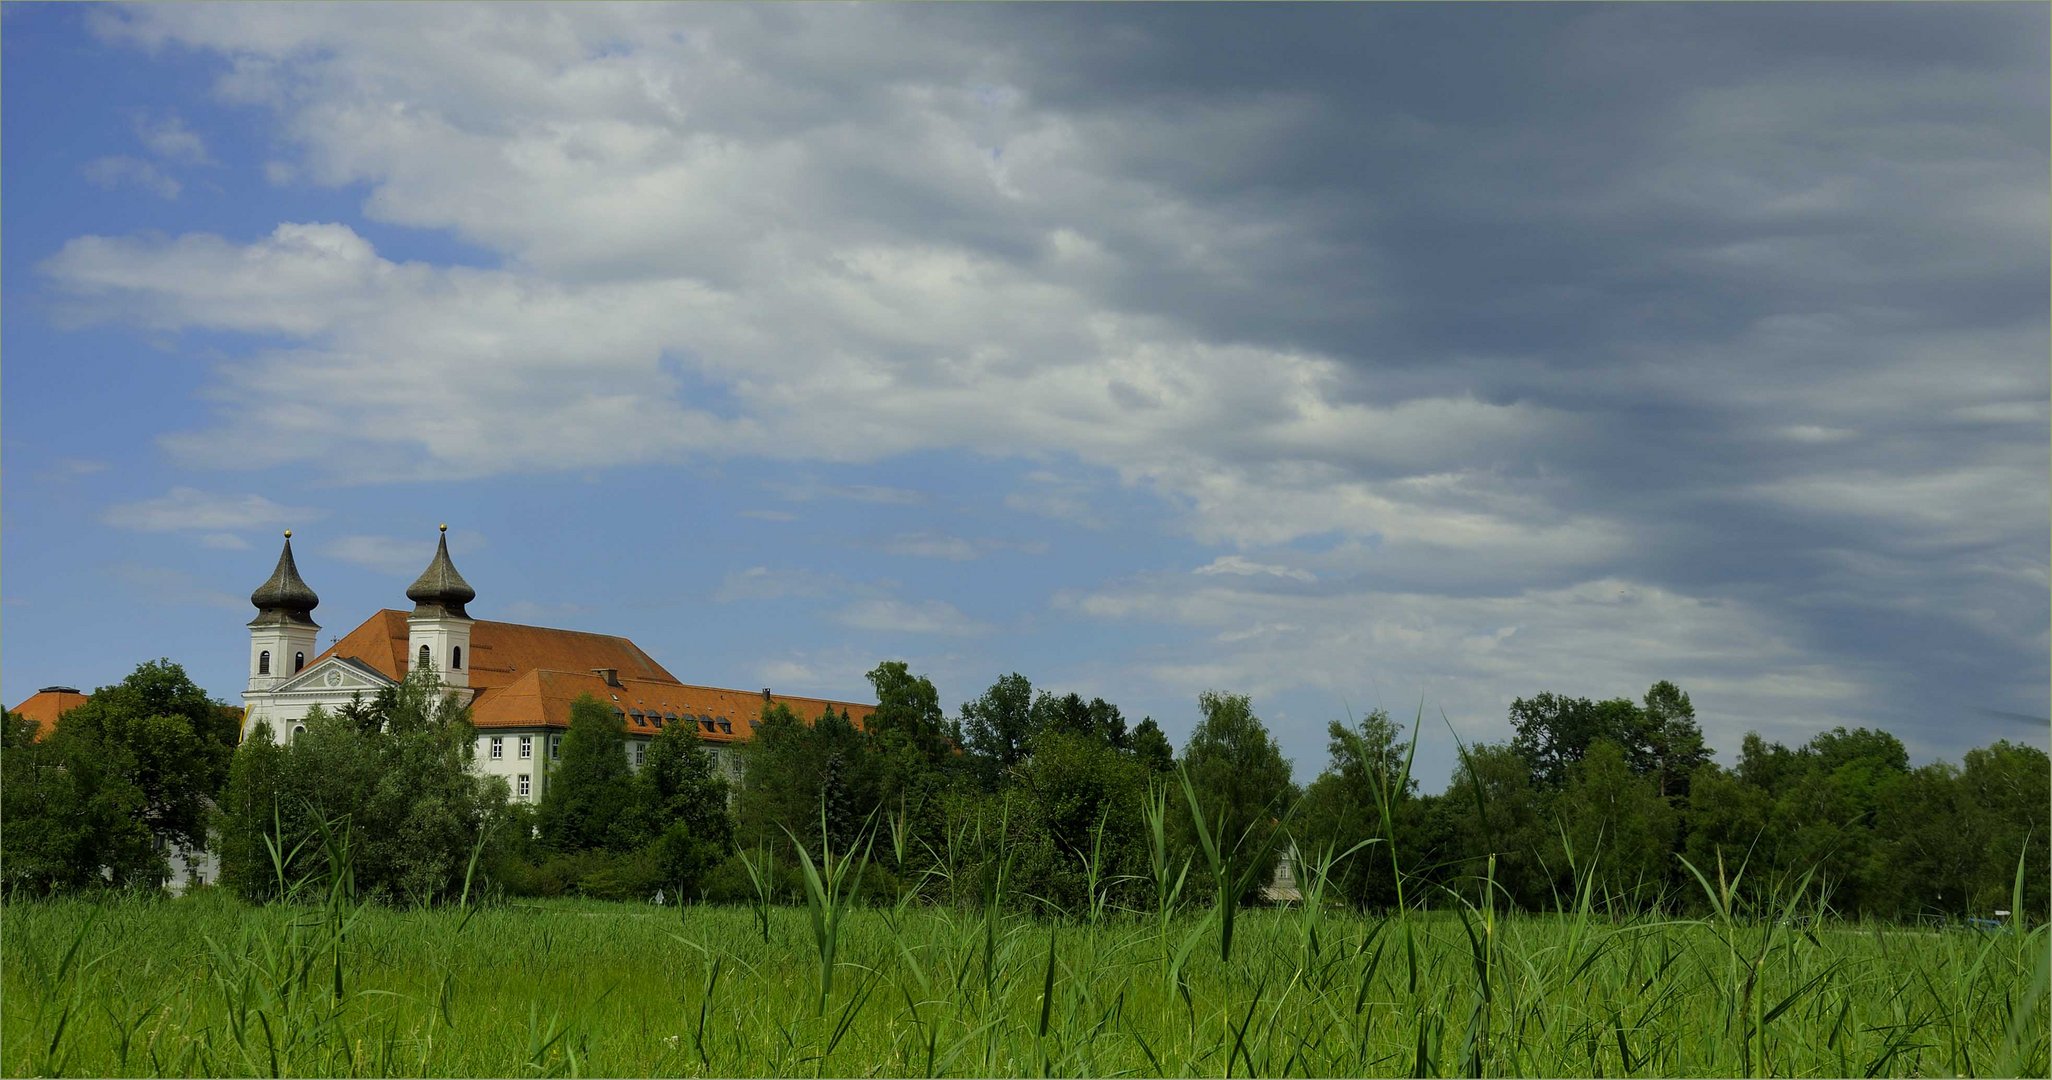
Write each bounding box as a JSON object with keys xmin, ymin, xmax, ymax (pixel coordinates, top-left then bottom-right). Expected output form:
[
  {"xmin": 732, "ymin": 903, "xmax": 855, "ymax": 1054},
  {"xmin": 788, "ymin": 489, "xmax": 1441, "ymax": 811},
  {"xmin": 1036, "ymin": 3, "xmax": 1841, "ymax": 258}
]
[
  {"xmin": 312, "ymin": 610, "xmax": 872, "ymax": 741},
  {"xmin": 470, "ymin": 669, "xmax": 873, "ymax": 739},
  {"xmin": 9, "ymin": 690, "xmax": 90, "ymax": 740},
  {"xmin": 311, "ymin": 609, "xmax": 680, "ymax": 689}
]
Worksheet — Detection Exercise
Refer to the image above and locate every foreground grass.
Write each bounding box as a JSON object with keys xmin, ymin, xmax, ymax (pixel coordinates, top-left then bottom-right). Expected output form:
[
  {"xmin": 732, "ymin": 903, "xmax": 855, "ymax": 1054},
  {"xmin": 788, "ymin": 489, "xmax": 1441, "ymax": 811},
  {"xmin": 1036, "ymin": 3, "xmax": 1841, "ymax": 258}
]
[{"xmin": 4, "ymin": 892, "xmax": 2046, "ymax": 1077}]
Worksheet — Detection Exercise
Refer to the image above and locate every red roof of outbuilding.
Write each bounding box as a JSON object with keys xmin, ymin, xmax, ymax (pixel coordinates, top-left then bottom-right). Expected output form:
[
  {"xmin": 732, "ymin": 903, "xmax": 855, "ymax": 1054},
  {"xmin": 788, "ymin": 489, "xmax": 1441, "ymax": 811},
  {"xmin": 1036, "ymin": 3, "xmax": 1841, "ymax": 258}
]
[{"xmin": 9, "ymin": 689, "xmax": 90, "ymax": 740}]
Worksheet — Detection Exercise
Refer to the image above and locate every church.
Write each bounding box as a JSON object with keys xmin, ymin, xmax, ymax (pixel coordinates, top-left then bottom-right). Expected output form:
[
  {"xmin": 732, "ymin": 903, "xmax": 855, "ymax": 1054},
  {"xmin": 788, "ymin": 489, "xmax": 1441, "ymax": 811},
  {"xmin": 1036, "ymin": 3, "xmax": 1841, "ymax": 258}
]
[{"xmin": 241, "ymin": 527, "xmax": 875, "ymax": 802}]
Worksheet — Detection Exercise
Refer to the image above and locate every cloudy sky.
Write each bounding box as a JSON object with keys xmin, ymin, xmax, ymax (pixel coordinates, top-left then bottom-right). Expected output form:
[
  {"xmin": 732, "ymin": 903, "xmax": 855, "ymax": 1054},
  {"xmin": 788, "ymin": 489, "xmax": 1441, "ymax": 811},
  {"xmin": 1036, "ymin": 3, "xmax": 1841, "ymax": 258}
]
[{"xmin": 4, "ymin": 3, "xmax": 2045, "ymax": 788}]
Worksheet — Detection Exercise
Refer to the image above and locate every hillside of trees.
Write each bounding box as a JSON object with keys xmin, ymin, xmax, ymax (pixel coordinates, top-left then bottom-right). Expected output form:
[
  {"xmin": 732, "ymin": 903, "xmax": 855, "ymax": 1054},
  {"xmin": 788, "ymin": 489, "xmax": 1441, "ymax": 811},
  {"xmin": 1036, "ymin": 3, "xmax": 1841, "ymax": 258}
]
[{"xmin": 4, "ymin": 660, "xmax": 2044, "ymax": 923}]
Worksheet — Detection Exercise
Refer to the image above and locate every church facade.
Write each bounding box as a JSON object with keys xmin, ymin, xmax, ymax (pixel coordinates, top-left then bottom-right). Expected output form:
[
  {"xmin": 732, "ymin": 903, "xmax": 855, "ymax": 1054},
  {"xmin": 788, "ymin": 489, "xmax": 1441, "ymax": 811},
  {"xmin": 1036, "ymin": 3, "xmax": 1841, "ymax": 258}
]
[{"xmin": 240, "ymin": 528, "xmax": 874, "ymax": 802}]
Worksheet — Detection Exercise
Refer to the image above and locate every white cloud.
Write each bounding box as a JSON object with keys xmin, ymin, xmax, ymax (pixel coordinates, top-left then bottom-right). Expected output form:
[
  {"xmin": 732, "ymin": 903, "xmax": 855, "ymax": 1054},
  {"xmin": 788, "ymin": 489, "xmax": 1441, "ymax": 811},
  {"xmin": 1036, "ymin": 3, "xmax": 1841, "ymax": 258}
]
[
  {"xmin": 109, "ymin": 562, "xmax": 245, "ymax": 610},
  {"xmin": 1193, "ymin": 555, "xmax": 1315, "ymax": 583},
  {"xmin": 81, "ymin": 156, "xmax": 180, "ymax": 199},
  {"xmin": 713, "ymin": 566, "xmax": 853, "ymax": 603},
  {"xmin": 1063, "ymin": 570, "xmax": 1877, "ymax": 757},
  {"xmin": 43, "ymin": 10, "xmax": 1568, "ymax": 547},
  {"xmin": 45, "ymin": 458, "xmax": 110, "ymax": 478},
  {"xmin": 835, "ymin": 598, "xmax": 990, "ymax": 636},
  {"xmin": 134, "ymin": 113, "xmax": 214, "ymax": 166},
  {"xmin": 101, "ymin": 487, "xmax": 321, "ymax": 533},
  {"xmin": 877, "ymin": 531, "xmax": 1047, "ymax": 561},
  {"xmin": 323, "ymin": 533, "xmax": 476, "ymax": 576},
  {"xmin": 198, "ymin": 533, "xmax": 251, "ymax": 550},
  {"xmin": 771, "ymin": 481, "xmax": 929, "ymax": 506}
]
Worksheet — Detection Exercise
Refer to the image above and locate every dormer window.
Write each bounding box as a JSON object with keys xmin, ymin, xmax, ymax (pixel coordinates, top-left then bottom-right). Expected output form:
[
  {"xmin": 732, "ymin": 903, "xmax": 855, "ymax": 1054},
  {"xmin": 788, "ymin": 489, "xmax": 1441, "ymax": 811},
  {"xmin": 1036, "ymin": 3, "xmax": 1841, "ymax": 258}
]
[
  {"xmin": 451, "ymin": 646, "xmax": 462, "ymax": 670},
  {"xmin": 294, "ymin": 651, "xmax": 305, "ymax": 673},
  {"xmin": 418, "ymin": 645, "xmax": 431, "ymax": 669},
  {"xmin": 258, "ymin": 650, "xmax": 271, "ymax": 675}
]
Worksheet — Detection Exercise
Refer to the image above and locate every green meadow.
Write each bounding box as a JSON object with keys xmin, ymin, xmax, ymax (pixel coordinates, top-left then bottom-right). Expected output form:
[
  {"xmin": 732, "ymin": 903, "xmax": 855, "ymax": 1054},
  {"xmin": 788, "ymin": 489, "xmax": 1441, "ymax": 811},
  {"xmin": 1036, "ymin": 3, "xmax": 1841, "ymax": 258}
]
[{"xmin": 5, "ymin": 890, "xmax": 2045, "ymax": 1078}]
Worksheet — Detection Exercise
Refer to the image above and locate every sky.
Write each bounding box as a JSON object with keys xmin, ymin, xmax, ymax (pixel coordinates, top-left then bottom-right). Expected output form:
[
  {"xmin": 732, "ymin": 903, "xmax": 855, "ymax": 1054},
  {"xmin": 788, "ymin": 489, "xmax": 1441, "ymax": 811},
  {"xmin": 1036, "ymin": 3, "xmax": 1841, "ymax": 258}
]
[{"xmin": 4, "ymin": 3, "xmax": 2046, "ymax": 790}]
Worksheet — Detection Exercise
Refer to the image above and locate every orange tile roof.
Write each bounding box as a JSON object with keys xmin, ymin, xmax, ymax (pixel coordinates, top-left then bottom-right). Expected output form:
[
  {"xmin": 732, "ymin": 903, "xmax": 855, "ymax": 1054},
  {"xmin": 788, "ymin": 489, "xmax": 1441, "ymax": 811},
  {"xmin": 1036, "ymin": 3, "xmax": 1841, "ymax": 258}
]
[
  {"xmin": 311, "ymin": 609, "xmax": 680, "ymax": 689},
  {"xmin": 470, "ymin": 669, "xmax": 873, "ymax": 741},
  {"xmin": 312, "ymin": 610, "xmax": 872, "ymax": 741},
  {"xmin": 9, "ymin": 689, "xmax": 90, "ymax": 740}
]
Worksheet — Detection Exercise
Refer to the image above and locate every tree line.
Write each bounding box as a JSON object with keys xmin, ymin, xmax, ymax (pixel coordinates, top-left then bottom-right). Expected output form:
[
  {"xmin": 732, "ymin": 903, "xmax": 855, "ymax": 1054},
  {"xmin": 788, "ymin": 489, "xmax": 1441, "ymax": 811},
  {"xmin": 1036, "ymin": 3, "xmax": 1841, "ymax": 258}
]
[{"xmin": 4, "ymin": 659, "xmax": 2044, "ymax": 924}]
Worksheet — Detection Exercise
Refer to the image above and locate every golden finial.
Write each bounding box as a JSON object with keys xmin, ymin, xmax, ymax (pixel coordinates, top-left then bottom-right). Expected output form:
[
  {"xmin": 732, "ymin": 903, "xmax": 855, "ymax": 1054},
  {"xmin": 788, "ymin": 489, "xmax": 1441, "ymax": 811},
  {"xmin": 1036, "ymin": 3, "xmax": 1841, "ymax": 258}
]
[
  {"xmin": 283, "ymin": 529, "xmax": 293, "ymax": 539},
  {"xmin": 439, "ymin": 523, "xmax": 448, "ymax": 533}
]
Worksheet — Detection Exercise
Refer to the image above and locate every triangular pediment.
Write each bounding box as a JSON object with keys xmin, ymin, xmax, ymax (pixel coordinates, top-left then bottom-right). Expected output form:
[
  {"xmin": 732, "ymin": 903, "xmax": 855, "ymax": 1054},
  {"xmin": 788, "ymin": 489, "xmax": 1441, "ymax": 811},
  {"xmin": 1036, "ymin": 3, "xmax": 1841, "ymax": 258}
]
[{"xmin": 270, "ymin": 655, "xmax": 397, "ymax": 696}]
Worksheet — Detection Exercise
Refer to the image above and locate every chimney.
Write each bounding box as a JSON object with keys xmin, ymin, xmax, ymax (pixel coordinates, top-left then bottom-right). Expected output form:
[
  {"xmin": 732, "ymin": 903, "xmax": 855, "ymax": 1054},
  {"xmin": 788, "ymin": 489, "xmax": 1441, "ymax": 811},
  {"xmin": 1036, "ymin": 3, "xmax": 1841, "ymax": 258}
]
[
  {"xmin": 762, "ymin": 687, "xmax": 773, "ymax": 702},
  {"xmin": 594, "ymin": 668, "xmax": 621, "ymax": 688}
]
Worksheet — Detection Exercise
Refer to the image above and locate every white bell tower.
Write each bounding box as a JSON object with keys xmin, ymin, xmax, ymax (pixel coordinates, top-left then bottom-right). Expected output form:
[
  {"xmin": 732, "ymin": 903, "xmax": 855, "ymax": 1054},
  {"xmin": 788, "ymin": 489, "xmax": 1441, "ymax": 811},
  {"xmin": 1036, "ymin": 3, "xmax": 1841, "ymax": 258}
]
[
  {"xmin": 246, "ymin": 530, "xmax": 320, "ymax": 729},
  {"xmin": 405, "ymin": 524, "xmax": 476, "ymax": 693}
]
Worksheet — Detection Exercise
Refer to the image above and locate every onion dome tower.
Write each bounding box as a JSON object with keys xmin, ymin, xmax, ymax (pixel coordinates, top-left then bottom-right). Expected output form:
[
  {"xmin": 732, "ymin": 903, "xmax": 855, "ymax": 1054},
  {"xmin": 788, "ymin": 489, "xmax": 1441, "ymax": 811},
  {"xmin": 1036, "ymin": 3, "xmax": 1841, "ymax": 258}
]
[
  {"xmin": 406, "ymin": 524, "xmax": 475, "ymax": 689},
  {"xmin": 247, "ymin": 530, "xmax": 320, "ymax": 695}
]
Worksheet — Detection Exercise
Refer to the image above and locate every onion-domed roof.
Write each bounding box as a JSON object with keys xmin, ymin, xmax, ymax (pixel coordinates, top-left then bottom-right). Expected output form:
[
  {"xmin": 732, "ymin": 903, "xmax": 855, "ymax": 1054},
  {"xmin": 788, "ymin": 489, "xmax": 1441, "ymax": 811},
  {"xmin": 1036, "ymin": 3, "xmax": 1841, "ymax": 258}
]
[
  {"xmin": 406, "ymin": 524, "xmax": 475, "ymax": 619},
  {"xmin": 250, "ymin": 531, "xmax": 319, "ymax": 628}
]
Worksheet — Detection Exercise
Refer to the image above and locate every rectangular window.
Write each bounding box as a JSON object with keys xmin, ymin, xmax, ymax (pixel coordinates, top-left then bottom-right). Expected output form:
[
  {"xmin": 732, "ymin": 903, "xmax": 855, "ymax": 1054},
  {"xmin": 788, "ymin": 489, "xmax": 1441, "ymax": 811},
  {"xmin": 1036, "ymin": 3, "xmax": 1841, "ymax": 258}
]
[
  {"xmin": 489, "ymin": 736, "xmax": 503, "ymax": 760},
  {"xmin": 550, "ymin": 735, "xmax": 561, "ymax": 760},
  {"xmin": 633, "ymin": 743, "xmax": 645, "ymax": 766},
  {"xmin": 518, "ymin": 736, "xmax": 533, "ymax": 760},
  {"xmin": 517, "ymin": 774, "xmax": 531, "ymax": 798}
]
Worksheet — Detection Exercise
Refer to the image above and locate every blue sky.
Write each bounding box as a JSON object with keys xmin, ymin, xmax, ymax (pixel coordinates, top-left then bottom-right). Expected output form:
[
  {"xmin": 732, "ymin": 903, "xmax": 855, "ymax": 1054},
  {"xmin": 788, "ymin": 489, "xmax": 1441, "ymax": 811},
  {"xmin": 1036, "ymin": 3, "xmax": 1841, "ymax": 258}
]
[{"xmin": 5, "ymin": 3, "xmax": 2046, "ymax": 789}]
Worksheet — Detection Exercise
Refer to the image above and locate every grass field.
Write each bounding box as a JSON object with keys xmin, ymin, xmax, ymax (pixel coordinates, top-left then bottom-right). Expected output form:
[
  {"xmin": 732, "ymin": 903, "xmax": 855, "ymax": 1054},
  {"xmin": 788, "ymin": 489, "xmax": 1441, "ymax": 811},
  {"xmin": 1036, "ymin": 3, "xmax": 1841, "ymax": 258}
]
[{"xmin": 4, "ymin": 887, "xmax": 2046, "ymax": 1078}]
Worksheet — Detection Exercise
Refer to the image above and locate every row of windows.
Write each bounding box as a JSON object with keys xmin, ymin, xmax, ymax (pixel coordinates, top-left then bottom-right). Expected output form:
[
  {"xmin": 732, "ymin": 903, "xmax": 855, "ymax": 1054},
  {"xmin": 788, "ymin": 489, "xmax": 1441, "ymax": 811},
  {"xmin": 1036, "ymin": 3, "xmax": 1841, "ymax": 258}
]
[
  {"xmin": 483, "ymin": 735, "xmax": 723, "ymax": 771},
  {"xmin": 620, "ymin": 709, "xmax": 736, "ymax": 735},
  {"xmin": 487, "ymin": 735, "xmax": 561, "ymax": 760},
  {"xmin": 255, "ymin": 650, "xmax": 305, "ymax": 676}
]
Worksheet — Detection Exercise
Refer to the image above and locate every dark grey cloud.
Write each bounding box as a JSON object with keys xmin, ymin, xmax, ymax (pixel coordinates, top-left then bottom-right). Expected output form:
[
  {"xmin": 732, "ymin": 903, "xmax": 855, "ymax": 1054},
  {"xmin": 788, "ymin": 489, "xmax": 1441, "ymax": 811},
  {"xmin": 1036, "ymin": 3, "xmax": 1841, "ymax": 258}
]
[{"xmin": 948, "ymin": 3, "xmax": 2050, "ymax": 754}]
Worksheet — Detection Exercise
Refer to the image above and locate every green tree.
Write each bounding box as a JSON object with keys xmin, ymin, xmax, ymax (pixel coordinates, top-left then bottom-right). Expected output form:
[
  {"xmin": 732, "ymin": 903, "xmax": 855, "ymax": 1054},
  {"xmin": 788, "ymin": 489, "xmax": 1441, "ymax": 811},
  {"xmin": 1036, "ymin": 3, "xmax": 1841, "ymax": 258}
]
[
  {"xmin": 2, "ymin": 711, "xmax": 156, "ymax": 893},
  {"xmin": 212, "ymin": 720, "xmax": 291, "ymax": 900},
  {"xmin": 866, "ymin": 661, "xmax": 951, "ymax": 858},
  {"xmin": 1679, "ymin": 763, "xmax": 1775, "ymax": 912},
  {"xmin": 1956, "ymin": 740, "xmax": 2050, "ymax": 918},
  {"xmin": 213, "ymin": 665, "xmax": 510, "ymax": 904},
  {"xmin": 2, "ymin": 660, "xmax": 236, "ymax": 892},
  {"xmin": 1441, "ymin": 742, "xmax": 1553, "ymax": 910},
  {"xmin": 1508, "ymin": 692, "xmax": 1634, "ymax": 789},
  {"xmin": 1128, "ymin": 717, "xmax": 1175, "ymax": 775},
  {"xmin": 1031, "ymin": 692, "xmax": 1128, "ymax": 748},
  {"xmin": 1010, "ymin": 729, "xmax": 1150, "ymax": 914},
  {"xmin": 866, "ymin": 661, "xmax": 950, "ymax": 767},
  {"xmin": 1179, "ymin": 691, "xmax": 1296, "ymax": 903},
  {"xmin": 960, "ymin": 672, "xmax": 1039, "ymax": 790},
  {"xmin": 1870, "ymin": 761, "xmax": 1977, "ymax": 920},
  {"xmin": 735, "ymin": 702, "xmax": 818, "ymax": 855},
  {"xmin": 47, "ymin": 659, "xmax": 237, "ymax": 854},
  {"xmin": 735, "ymin": 702, "xmax": 877, "ymax": 860},
  {"xmin": 539, "ymin": 694, "xmax": 634, "ymax": 853},
  {"xmin": 624, "ymin": 719, "xmax": 734, "ymax": 898},
  {"xmin": 1552, "ymin": 739, "xmax": 1676, "ymax": 908},
  {"xmin": 1295, "ymin": 710, "xmax": 1417, "ymax": 908},
  {"xmin": 1735, "ymin": 732, "xmax": 1805, "ymax": 796},
  {"xmin": 1640, "ymin": 680, "xmax": 1711, "ymax": 799}
]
